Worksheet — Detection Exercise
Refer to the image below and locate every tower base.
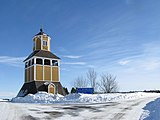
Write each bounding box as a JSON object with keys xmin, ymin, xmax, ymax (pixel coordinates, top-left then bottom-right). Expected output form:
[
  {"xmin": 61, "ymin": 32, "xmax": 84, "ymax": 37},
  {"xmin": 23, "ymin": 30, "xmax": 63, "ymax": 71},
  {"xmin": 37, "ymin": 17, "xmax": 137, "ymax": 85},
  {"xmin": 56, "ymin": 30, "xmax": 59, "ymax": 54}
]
[{"xmin": 17, "ymin": 81, "xmax": 66, "ymax": 97}]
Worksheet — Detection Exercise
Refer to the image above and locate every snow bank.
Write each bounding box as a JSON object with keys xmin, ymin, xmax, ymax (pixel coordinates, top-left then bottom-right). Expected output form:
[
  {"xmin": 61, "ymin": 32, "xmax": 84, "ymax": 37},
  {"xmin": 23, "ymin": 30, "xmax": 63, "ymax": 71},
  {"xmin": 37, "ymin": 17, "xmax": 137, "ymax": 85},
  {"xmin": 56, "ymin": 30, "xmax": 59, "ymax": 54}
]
[
  {"xmin": 12, "ymin": 92, "xmax": 63, "ymax": 103},
  {"xmin": 140, "ymin": 97, "xmax": 160, "ymax": 120},
  {"xmin": 12, "ymin": 92, "xmax": 159, "ymax": 104},
  {"xmin": 63, "ymin": 92, "xmax": 158, "ymax": 103}
]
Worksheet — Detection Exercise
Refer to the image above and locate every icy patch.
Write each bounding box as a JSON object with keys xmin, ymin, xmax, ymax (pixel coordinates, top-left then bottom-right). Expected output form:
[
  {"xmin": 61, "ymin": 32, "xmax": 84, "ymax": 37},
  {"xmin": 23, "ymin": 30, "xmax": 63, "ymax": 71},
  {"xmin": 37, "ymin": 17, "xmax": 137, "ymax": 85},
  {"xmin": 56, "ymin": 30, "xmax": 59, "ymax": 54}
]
[{"xmin": 12, "ymin": 92, "xmax": 159, "ymax": 104}]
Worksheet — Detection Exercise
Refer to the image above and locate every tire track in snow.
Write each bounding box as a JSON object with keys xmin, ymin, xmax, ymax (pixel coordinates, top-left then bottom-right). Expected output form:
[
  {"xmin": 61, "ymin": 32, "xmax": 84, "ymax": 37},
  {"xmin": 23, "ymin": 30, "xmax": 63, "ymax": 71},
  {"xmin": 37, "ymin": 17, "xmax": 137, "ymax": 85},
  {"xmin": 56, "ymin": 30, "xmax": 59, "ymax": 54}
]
[
  {"xmin": 111, "ymin": 99, "xmax": 147, "ymax": 120},
  {"xmin": 111, "ymin": 113, "xmax": 125, "ymax": 120}
]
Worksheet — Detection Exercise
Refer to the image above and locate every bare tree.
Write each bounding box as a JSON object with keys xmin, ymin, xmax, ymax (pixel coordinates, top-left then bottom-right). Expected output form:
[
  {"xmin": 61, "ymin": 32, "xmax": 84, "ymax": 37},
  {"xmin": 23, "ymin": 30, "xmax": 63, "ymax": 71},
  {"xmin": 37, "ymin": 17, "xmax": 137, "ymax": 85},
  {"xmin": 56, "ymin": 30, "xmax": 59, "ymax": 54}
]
[
  {"xmin": 74, "ymin": 76, "xmax": 88, "ymax": 88},
  {"xmin": 86, "ymin": 68, "xmax": 97, "ymax": 90},
  {"xmin": 98, "ymin": 73, "xmax": 118, "ymax": 93}
]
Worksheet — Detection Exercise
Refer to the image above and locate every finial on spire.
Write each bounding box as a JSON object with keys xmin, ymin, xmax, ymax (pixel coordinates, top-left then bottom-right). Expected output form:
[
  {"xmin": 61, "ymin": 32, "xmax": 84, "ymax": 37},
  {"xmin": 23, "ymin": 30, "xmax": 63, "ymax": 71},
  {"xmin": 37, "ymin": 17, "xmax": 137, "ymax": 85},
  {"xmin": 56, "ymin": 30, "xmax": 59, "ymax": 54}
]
[{"xmin": 40, "ymin": 25, "xmax": 43, "ymax": 32}]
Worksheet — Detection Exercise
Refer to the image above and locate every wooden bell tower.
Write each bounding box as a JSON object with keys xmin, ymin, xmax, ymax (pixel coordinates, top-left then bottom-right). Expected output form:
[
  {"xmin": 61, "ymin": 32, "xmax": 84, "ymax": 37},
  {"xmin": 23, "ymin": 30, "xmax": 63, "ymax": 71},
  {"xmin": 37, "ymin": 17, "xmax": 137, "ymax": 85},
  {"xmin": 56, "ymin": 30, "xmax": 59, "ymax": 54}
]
[{"xmin": 17, "ymin": 28, "xmax": 66, "ymax": 97}]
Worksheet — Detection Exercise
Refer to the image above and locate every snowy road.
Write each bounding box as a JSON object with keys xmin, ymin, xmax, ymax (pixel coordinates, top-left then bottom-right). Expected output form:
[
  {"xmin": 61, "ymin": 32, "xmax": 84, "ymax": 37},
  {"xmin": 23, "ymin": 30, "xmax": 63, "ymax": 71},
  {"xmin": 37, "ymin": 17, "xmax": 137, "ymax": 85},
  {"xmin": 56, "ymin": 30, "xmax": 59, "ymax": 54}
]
[{"xmin": 0, "ymin": 95, "xmax": 159, "ymax": 120}]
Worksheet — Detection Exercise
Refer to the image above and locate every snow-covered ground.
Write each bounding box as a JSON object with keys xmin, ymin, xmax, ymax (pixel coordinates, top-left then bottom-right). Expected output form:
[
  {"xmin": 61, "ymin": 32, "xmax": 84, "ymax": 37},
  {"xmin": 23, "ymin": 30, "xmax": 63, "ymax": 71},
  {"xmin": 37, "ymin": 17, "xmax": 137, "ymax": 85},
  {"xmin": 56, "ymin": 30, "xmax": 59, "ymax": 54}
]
[
  {"xmin": 0, "ymin": 98, "xmax": 9, "ymax": 102},
  {"xmin": 0, "ymin": 92, "xmax": 159, "ymax": 120},
  {"xmin": 12, "ymin": 92, "xmax": 159, "ymax": 104}
]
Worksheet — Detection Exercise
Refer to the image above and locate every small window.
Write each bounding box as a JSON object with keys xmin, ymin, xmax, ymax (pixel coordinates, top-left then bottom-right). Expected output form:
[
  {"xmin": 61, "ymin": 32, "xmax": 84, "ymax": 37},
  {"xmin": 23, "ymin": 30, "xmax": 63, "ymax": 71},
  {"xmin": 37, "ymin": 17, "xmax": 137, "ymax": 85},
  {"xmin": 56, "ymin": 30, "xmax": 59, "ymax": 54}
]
[
  {"xmin": 32, "ymin": 59, "xmax": 34, "ymax": 65},
  {"xmin": 44, "ymin": 59, "xmax": 50, "ymax": 65},
  {"xmin": 52, "ymin": 60, "xmax": 58, "ymax": 66},
  {"xmin": 43, "ymin": 40, "xmax": 47, "ymax": 46},
  {"xmin": 36, "ymin": 58, "xmax": 42, "ymax": 65}
]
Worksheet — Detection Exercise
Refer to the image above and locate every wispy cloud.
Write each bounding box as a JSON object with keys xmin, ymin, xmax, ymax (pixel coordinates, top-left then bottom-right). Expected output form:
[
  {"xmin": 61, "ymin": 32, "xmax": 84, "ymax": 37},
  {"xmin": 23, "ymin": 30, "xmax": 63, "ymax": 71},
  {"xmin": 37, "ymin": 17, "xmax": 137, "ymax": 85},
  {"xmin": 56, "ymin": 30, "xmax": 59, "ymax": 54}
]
[
  {"xmin": 118, "ymin": 57, "xmax": 160, "ymax": 71},
  {"xmin": 61, "ymin": 62, "xmax": 86, "ymax": 65},
  {"xmin": 0, "ymin": 56, "xmax": 26, "ymax": 67},
  {"xmin": 118, "ymin": 60, "xmax": 131, "ymax": 65},
  {"xmin": 117, "ymin": 55, "xmax": 143, "ymax": 66},
  {"xmin": 62, "ymin": 55, "xmax": 82, "ymax": 59},
  {"xmin": 116, "ymin": 42, "xmax": 160, "ymax": 71}
]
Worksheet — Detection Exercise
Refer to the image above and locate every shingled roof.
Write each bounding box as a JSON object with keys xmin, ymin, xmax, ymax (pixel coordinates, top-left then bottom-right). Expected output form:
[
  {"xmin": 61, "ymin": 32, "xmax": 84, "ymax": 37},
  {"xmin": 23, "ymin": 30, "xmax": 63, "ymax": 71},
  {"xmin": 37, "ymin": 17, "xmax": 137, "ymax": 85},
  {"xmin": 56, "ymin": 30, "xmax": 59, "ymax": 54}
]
[{"xmin": 24, "ymin": 50, "xmax": 60, "ymax": 62}]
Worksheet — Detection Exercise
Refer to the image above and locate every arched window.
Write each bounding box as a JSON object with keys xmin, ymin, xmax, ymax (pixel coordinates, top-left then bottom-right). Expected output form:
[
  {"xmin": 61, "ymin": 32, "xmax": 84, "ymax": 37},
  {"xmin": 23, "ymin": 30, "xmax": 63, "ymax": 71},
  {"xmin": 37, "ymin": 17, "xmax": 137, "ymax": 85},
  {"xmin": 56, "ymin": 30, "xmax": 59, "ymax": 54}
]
[
  {"xmin": 36, "ymin": 58, "xmax": 42, "ymax": 65},
  {"xmin": 48, "ymin": 83, "xmax": 55, "ymax": 94}
]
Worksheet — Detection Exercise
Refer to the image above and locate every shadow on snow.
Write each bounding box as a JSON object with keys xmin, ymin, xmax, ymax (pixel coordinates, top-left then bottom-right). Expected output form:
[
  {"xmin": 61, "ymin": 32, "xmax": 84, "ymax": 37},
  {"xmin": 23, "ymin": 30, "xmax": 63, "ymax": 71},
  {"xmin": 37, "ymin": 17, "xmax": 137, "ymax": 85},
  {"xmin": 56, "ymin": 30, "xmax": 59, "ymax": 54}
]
[{"xmin": 141, "ymin": 98, "xmax": 160, "ymax": 120}]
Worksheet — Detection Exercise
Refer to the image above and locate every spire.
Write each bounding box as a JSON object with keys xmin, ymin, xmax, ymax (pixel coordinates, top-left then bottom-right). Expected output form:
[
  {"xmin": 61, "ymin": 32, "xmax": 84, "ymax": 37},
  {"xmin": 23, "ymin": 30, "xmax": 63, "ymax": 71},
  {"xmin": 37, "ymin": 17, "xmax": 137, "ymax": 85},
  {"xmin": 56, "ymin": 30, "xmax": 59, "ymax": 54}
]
[
  {"xmin": 36, "ymin": 25, "xmax": 45, "ymax": 35},
  {"xmin": 40, "ymin": 25, "xmax": 43, "ymax": 32}
]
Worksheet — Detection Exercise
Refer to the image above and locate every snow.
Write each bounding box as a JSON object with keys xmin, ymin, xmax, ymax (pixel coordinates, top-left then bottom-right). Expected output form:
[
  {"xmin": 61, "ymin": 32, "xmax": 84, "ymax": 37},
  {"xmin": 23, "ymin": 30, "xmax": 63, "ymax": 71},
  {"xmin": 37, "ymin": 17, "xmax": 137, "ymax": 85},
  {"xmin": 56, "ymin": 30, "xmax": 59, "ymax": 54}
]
[
  {"xmin": 140, "ymin": 97, "xmax": 160, "ymax": 120},
  {"xmin": 12, "ymin": 92, "xmax": 63, "ymax": 104},
  {"xmin": 140, "ymin": 110, "xmax": 150, "ymax": 120},
  {"xmin": 0, "ymin": 92, "xmax": 159, "ymax": 120},
  {"xmin": 12, "ymin": 91, "xmax": 159, "ymax": 104},
  {"xmin": 0, "ymin": 98, "xmax": 9, "ymax": 102}
]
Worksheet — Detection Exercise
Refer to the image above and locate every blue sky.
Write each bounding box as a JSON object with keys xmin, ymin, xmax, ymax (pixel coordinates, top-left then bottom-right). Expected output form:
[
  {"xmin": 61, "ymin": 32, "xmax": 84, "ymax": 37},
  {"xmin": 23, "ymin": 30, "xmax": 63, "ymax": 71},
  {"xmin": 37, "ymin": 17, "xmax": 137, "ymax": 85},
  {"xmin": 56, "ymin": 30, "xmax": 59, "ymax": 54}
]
[{"xmin": 0, "ymin": 0, "xmax": 160, "ymax": 98}]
